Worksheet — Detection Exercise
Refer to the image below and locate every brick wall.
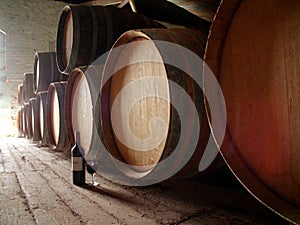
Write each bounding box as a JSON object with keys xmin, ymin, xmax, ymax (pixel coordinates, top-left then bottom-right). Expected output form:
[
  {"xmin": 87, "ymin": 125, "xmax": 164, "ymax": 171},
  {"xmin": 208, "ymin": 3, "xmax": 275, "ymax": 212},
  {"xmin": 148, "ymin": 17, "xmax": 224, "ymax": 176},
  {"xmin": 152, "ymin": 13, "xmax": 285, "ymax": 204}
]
[{"xmin": 0, "ymin": 0, "xmax": 66, "ymax": 120}]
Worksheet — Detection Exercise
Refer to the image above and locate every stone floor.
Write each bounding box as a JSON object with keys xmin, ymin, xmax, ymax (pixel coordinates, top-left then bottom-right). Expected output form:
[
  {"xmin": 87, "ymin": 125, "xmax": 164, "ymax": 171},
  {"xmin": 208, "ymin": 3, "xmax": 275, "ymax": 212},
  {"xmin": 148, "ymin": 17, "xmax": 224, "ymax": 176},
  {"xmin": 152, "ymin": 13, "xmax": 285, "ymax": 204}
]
[{"xmin": 0, "ymin": 137, "xmax": 292, "ymax": 225}]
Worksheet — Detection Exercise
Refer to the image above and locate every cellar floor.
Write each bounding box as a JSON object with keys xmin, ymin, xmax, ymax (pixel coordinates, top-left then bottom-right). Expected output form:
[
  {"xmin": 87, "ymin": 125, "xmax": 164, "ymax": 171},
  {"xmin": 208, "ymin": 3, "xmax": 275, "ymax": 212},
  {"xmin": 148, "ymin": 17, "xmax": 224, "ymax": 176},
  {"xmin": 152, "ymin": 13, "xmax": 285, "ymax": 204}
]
[{"xmin": 0, "ymin": 137, "xmax": 290, "ymax": 225}]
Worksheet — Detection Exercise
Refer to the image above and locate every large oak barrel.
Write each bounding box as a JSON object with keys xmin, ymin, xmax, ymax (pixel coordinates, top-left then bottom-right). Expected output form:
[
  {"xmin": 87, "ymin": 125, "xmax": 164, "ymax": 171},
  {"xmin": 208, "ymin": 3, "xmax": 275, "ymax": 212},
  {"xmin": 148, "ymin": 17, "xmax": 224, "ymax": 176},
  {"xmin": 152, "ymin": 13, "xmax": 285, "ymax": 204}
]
[
  {"xmin": 36, "ymin": 91, "xmax": 50, "ymax": 146},
  {"xmin": 18, "ymin": 84, "xmax": 24, "ymax": 106},
  {"xmin": 33, "ymin": 52, "xmax": 60, "ymax": 93},
  {"xmin": 65, "ymin": 66, "xmax": 103, "ymax": 155},
  {"xmin": 29, "ymin": 98, "xmax": 41, "ymax": 142},
  {"xmin": 204, "ymin": 0, "xmax": 300, "ymax": 223},
  {"xmin": 99, "ymin": 28, "xmax": 217, "ymax": 181},
  {"xmin": 46, "ymin": 82, "xmax": 71, "ymax": 152},
  {"xmin": 56, "ymin": 5, "xmax": 165, "ymax": 74},
  {"xmin": 23, "ymin": 73, "xmax": 35, "ymax": 103}
]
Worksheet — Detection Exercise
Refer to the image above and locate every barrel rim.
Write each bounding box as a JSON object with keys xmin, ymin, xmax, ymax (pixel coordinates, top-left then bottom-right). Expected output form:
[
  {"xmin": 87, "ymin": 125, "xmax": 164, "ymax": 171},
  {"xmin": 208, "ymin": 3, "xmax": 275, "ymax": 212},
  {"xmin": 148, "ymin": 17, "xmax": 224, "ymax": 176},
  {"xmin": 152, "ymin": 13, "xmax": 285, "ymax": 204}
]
[
  {"xmin": 33, "ymin": 52, "xmax": 39, "ymax": 93},
  {"xmin": 29, "ymin": 97, "xmax": 41, "ymax": 142},
  {"xmin": 47, "ymin": 81, "xmax": 70, "ymax": 151},
  {"xmin": 100, "ymin": 28, "xmax": 210, "ymax": 179},
  {"xmin": 33, "ymin": 51, "xmax": 58, "ymax": 93},
  {"xmin": 65, "ymin": 67, "xmax": 85, "ymax": 147},
  {"xmin": 100, "ymin": 30, "xmax": 167, "ymax": 176},
  {"xmin": 24, "ymin": 102, "xmax": 33, "ymax": 139},
  {"xmin": 46, "ymin": 83, "xmax": 60, "ymax": 148},
  {"xmin": 23, "ymin": 72, "xmax": 35, "ymax": 104},
  {"xmin": 36, "ymin": 92, "xmax": 44, "ymax": 140},
  {"xmin": 65, "ymin": 66, "xmax": 103, "ymax": 156},
  {"xmin": 36, "ymin": 91, "xmax": 49, "ymax": 146},
  {"xmin": 56, "ymin": 5, "xmax": 80, "ymax": 74}
]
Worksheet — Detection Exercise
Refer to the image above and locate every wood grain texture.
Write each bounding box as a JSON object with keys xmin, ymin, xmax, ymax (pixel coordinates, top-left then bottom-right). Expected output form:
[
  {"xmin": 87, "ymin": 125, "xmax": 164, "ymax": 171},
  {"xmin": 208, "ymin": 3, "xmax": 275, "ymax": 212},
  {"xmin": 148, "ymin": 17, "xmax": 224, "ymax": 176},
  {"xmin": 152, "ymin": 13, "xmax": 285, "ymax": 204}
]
[
  {"xmin": 21, "ymin": 105, "xmax": 27, "ymax": 138},
  {"xmin": 29, "ymin": 98, "xmax": 41, "ymax": 142},
  {"xmin": 65, "ymin": 66, "xmax": 103, "ymax": 157},
  {"xmin": 36, "ymin": 91, "xmax": 50, "ymax": 146},
  {"xmin": 56, "ymin": 5, "xmax": 165, "ymax": 74},
  {"xmin": 62, "ymin": 12, "xmax": 73, "ymax": 69},
  {"xmin": 47, "ymin": 82, "xmax": 71, "ymax": 152},
  {"xmin": 23, "ymin": 73, "xmax": 35, "ymax": 104},
  {"xmin": 205, "ymin": 0, "xmax": 300, "ymax": 223},
  {"xmin": 24, "ymin": 103, "xmax": 33, "ymax": 140},
  {"xmin": 101, "ymin": 28, "xmax": 213, "ymax": 177},
  {"xmin": 0, "ymin": 137, "xmax": 291, "ymax": 225},
  {"xmin": 168, "ymin": 0, "xmax": 221, "ymax": 21},
  {"xmin": 33, "ymin": 52, "xmax": 60, "ymax": 93},
  {"xmin": 70, "ymin": 69, "xmax": 93, "ymax": 154},
  {"xmin": 110, "ymin": 37, "xmax": 170, "ymax": 170},
  {"xmin": 0, "ymin": 173, "xmax": 35, "ymax": 225}
]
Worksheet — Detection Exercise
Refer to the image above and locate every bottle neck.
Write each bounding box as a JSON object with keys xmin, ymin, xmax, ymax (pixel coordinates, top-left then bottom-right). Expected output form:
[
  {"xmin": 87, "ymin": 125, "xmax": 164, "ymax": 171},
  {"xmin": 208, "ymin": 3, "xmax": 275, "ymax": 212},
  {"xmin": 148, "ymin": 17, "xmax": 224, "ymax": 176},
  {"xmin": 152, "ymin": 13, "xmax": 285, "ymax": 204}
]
[
  {"xmin": 75, "ymin": 132, "xmax": 80, "ymax": 145},
  {"xmin": 74, "ymin": 131, "xmax": 85, "ymax": 157}
]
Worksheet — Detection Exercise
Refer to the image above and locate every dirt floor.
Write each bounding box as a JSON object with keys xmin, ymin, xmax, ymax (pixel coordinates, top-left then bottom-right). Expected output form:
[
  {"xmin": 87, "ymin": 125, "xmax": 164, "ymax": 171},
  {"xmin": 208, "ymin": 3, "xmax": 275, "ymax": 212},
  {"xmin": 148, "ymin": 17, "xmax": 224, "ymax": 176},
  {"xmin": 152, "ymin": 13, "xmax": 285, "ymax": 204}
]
[{"xmin": 0, "ymin": 137, "xmax": 292, "ymax": 225}]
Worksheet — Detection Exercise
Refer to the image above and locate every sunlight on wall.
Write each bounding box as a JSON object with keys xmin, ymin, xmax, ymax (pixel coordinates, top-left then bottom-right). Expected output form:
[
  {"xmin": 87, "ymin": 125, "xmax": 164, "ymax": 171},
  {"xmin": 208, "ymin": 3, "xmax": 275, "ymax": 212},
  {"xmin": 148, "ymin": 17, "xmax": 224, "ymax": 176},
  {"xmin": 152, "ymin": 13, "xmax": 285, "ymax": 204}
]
[
  {"xmin": 0, "ymin": 30, "xmax": 15, "ymax": 137},
  {"xmin": 0, "ymin": 109, "xmax": 15, "ymax": 137}
]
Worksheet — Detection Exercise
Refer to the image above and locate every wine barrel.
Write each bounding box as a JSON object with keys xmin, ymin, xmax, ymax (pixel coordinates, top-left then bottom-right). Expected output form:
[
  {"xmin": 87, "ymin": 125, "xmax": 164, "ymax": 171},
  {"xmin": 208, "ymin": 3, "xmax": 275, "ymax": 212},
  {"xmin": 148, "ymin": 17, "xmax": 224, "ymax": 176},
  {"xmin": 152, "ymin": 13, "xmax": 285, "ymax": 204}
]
[
  {"xmin": 24, "ymin": 102, "xmax": 33, "ymax": 139},
  {"xmin": 65, "ymin": 66, "xmax": 103, "ymax": 155},
  {"xmin": 204, "ymin": 0, "xmax": 300, "ymax": 223},
  {"xmin": 56, "ymin": 5, "xmax": 165, "ymax": 74},
  {"xmin": 23, "ymin": 73, "xmax": 35, "ymax": 103},
  {"xmin": 36, "ymin": 91, "xmax": 50, "ymax": 146},
  {"xmin": 46, "ymin": 82, "xmax": 71, "ymax": 152},
  {"xmin": 18, "ymin": 84, "xmax": 24, "ymax": 106},
  {"xmin": 33, "ymin": 52, "xmax": 60, "ymax": 93},
  {"xmin": 99, "ymin": 28, "xmax": 216, "ymax": 180},
  {"xmin": 29, "ymin": 98, "xmax": 41, "ymax": 142}
]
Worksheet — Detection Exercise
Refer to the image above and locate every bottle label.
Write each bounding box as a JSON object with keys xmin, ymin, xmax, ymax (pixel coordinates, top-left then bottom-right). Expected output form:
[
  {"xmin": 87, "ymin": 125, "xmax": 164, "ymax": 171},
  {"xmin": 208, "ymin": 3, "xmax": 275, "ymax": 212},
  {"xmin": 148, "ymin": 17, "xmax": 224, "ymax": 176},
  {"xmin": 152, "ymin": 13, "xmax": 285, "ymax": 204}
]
[{"xmin": 72, "ymin": 157, "xmax": 83, "ymax": 171}]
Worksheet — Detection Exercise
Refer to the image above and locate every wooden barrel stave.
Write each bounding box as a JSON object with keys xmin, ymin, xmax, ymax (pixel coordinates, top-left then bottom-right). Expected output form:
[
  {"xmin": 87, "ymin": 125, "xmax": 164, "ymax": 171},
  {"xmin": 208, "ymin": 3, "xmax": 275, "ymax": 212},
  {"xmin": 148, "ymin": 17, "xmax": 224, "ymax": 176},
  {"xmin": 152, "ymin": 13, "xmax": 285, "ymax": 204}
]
[
  {"xmin": 29, "ymin": 97, "xmax": 41, "ymax": 142},
  {"xmin": 133, "ymin": 0, "xmax": 218, "ymax": 24},
  {"xmin": 21, "ymin": 105, "xmax": 27, "ymax": 138},
  {"xmin": 100, "ymin": 28, "xmax": 217, "ymax": 178},
  {"xmin": 46, "ymin": 82, "xmax": 71, "ymax": 152},
  {"xmin": 36, "ymin": 91, "xmax": 50, "ymax": 146},
  {"xmin": 33, "ymin": 52, "xmax": 60, "ymax": 93},
  {"xmin": 24, "ymin": 102, "xmax": 33, "ymax": 139},
  {"xmin": 56, "ymin": 5, "xmax": 165, "ymax": 74},
  {"xmin": 204, "ymin": 0, "xmax": 300, "ymax": 223},
  {"xmin": 23, "ymin": 73, "xmax": 35, "ymax": 104},
  {"xmin": 65, "ymin": 66, "xmax": 103, "ymax": 157}
]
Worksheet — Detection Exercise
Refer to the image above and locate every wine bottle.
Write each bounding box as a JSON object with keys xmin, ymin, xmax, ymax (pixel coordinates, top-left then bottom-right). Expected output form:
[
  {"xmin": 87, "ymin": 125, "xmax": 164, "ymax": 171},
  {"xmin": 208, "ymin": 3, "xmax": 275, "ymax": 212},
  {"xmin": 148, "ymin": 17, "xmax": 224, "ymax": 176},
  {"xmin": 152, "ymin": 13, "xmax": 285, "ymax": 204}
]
[{"xmin": 72, "ymin": 132, "xmax": 85, "ymax": 185}]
